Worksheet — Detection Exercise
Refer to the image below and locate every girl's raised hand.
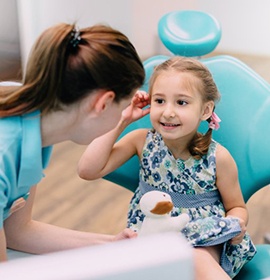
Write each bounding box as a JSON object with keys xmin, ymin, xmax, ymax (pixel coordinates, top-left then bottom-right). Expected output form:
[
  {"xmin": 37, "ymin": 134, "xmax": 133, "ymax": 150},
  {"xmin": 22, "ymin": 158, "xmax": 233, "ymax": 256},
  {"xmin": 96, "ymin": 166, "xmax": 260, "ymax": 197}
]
[
  {"xmin": 121, "ymin": 90, "xmax": 150, "ymax": 124},
  {"xmin": 132, "ymin": 90, "xmax": 150, "ymax": 108}
]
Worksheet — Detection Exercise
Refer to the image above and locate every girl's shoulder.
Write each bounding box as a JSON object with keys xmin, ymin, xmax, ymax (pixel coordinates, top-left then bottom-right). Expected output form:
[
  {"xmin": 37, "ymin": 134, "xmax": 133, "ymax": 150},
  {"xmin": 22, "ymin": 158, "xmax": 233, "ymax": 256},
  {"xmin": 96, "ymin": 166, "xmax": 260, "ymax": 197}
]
[
  {"xmin": 208, "ymin": 139, "xmax": 235, "ymax": 165},
  {"xmin": 126, "ymin": 128, "xmax": 148, "ymax": 139},
  {"xmin": 212, "ymin": 139, "xmax": 228, "ymax": 154},
  {"xmin": 206, "ymin": 139, "xmax": 219, "ymax": 157},
  {"xmin": 214, "ymin": 141, "xmax": 236, "ymax": 167},
  {"xmin": 122, "ymin": 128, "xmax": 149, "ymax": 156}
]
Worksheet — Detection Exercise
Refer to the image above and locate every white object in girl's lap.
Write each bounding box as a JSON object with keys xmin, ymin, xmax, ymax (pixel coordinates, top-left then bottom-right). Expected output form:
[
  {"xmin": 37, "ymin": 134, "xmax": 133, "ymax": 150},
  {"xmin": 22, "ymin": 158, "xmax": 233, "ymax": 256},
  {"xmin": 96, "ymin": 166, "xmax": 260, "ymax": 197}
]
[{"xmin": 139, "ymin": 190, "xmax": 189, "ymax": 236}]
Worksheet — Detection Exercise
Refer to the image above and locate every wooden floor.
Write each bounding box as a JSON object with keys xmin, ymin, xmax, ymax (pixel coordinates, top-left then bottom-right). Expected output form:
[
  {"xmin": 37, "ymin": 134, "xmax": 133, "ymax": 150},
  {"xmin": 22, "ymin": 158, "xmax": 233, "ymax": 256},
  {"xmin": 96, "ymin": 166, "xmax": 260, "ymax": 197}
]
[{"xmin": 1, "ymin": 52, "xmax": 270, "ymax": 244}]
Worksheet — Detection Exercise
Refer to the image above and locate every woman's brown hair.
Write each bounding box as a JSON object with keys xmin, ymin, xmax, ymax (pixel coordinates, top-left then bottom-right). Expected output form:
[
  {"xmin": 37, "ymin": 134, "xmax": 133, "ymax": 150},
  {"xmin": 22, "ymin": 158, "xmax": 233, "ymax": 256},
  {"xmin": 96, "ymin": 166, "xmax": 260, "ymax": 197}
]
[
  {"xmin": 0, "ymin": 23, "xmax": 145, "ymax": 116},
  {"xmin": 149, "ymin": 56, "xmax": 220, "ymax": 159}
]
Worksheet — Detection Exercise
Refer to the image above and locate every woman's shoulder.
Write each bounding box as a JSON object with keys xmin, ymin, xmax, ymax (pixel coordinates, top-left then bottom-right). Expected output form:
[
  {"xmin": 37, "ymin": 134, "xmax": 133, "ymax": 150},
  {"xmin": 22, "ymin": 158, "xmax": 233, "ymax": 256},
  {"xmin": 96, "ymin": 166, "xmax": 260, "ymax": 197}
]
[
  {"xmin": 0, "ymin": 110, "xmax": 41, "ymax": 147},
  {"xmin": 0, "ymin": 113, "xmax": 22, "ymax": 132}
]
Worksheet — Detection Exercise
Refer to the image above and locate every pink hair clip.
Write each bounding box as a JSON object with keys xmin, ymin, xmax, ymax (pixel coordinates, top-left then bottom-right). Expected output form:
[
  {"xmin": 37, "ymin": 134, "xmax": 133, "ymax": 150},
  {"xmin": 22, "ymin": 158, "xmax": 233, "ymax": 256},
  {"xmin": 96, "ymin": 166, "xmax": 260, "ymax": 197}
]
[{"xmin": 208, "ymin": 112, "xmax": 221, "ymax": 130}]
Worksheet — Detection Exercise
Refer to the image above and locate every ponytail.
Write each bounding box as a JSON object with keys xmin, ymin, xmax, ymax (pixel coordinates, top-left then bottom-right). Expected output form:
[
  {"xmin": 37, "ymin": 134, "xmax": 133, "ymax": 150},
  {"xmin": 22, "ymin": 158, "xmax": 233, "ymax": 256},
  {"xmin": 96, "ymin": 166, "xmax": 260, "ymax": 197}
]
[
  {"xmin": 0, "ymin": 23, "xmax": 74, "ymax": 116},
  {"xmin": 0, "ymin": 23, "xmax": 144, "ymax": 117},
  {"xmin": 189, "ymin": 130, "xmax": 213, "ymax": 160}
]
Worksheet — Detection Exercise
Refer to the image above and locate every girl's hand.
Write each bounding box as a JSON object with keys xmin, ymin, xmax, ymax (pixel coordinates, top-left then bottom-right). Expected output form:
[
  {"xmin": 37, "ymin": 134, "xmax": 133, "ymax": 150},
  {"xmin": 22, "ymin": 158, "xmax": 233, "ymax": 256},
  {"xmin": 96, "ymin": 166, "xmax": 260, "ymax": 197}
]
[
  {"xmin": 228, "ymin": 216, "xmax": 246, "ymax": 245},
  {"xmin": 121, "ymin": 90, "xmax": 150, "ymax": 124},
  {"xmin": 113, "ymin": 228, "xmax": 138, "ymax": 241}
]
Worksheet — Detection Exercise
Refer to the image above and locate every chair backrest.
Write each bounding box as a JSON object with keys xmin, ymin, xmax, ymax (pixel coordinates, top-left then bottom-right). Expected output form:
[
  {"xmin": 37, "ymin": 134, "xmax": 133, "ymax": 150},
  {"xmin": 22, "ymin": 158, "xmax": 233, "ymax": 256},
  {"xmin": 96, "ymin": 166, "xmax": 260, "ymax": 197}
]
[
  {"xmin": 105, "ymin": 54, "xmax": 270, "ymax": 202},
  {"xmin": 202, "ymin": 55, "xmax": 270, "ymax": 202}
]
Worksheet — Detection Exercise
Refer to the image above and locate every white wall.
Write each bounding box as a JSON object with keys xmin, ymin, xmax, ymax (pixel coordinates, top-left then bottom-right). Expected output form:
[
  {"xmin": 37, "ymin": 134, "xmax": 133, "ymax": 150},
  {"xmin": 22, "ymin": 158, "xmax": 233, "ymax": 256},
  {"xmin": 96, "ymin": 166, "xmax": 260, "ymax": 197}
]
[
  {"xmin": 17, "ymin": 0, "xmax": 133, "ymax": 66},
  {"xmin": 0, "ymin": 0, "xmax": 20, "ymax": 55},
  {"xmin": 197, "ymin": 0, "xmax": 270, "ymax": 56},
  {"xmin": 16, "ymin": 0, "xmax": 270, "ymax": 68},
  {"xmin": 130, "ymin": 0, "xmax": 197, "ymax": 59},
  {"xmin": 17, "ymin": 0, "xmax": 195, "ymax": 66}
]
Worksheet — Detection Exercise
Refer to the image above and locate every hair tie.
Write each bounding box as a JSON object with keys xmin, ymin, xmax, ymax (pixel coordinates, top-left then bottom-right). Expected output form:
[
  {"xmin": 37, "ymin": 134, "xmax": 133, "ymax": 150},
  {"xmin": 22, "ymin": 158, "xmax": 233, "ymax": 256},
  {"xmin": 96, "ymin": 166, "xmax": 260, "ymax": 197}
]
[
  {"xmin": 208, "ymin": 112, "xmax": 221, "ymax": 130},
  {"xmin": 69, "ymin": 27, "xmax": 81, "ymax": 48}
]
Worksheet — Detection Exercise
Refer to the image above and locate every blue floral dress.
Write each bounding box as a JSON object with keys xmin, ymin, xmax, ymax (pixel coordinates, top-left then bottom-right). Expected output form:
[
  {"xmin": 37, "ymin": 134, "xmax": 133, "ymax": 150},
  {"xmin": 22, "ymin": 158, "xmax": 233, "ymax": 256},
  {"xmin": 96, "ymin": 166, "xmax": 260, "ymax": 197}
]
[{"xmin": 127, "ymin": 130, "xmax": 256, "ymax": 278}]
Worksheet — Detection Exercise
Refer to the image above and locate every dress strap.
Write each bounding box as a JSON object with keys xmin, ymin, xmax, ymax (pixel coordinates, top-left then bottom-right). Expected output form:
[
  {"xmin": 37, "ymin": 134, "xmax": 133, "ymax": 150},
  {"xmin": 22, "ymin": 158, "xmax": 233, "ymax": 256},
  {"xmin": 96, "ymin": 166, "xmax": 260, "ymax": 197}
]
[{"xmin": 139, "ymin": 180, "xmax": 221, "ymax": 208}]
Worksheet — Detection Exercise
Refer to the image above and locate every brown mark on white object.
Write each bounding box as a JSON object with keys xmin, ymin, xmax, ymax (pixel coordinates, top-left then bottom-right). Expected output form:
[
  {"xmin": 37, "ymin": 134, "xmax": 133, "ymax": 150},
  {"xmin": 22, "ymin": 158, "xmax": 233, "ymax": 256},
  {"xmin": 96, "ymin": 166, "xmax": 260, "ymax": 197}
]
[{"xmin": 150, "ymin": 201, "xmax": 173, "ymax": 215}]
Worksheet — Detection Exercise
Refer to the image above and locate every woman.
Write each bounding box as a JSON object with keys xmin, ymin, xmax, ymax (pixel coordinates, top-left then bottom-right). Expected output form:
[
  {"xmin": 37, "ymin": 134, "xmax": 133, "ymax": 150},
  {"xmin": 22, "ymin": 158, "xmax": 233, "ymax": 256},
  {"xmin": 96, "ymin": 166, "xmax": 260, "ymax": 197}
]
[{"xmin": 0, "ymin": 22, "xmax": 145, "ymax": 261}]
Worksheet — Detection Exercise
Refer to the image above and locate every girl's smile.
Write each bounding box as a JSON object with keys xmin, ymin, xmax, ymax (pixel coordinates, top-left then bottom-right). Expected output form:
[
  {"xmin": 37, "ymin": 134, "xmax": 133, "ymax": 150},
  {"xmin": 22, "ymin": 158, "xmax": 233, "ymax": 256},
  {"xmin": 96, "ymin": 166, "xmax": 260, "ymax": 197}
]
[{"xmin": 160, "ymin": 122, "xmax": 181, "ymax": 131}]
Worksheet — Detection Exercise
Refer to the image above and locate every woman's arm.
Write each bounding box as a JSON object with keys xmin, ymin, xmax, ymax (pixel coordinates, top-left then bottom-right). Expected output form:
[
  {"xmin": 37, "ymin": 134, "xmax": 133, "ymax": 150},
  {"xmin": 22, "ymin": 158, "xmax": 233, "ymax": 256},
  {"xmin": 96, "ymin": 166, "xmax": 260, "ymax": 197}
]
[
  {"xmin": 78, "ymin": 91, "xmax": 150, "ymax": 180},
  {"xmin": 4, "ymin": 186, "xmax": 136, "ymax": 256},
  {"xmin": 216, "ymin": 144, "xmax": 248, "ymax": 244},
  {"xmin": 0, "ymin": 228, "xmax": 7, "ymax": 261}
]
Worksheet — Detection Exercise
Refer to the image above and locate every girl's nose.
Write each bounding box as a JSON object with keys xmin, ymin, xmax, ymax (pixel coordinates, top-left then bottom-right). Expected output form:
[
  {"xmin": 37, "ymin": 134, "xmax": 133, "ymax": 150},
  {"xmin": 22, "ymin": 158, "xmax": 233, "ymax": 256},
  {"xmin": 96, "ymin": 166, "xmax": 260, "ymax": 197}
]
[{"xmin": 163, "ymin": 105, "xmax": 176, "ymax": 118}]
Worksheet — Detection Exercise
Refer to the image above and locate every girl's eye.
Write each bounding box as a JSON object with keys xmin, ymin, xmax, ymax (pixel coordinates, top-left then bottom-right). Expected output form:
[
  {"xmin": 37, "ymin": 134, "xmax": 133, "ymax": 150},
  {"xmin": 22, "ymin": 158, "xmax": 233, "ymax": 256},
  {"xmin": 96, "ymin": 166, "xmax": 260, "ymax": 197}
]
[
  {"xmin": 154, "ymin": 98, "xmax": 164, "ymax": 104},
  {"xmin": 177, "ymin": 100, "xmax": 188, "ymax": 106}
]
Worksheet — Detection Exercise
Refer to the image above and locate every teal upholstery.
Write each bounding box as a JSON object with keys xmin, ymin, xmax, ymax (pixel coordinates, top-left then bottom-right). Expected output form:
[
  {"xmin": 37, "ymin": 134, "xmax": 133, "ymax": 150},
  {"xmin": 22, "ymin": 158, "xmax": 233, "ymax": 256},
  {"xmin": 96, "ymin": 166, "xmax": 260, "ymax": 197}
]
[
  {"xmin": 234, "ymin": 245, "xmax": 270, "ymax": 280},
  {"xmin": 202, "ymin": 55, "xmax": 270, "ymax": 280},
  {"xmin": 105, "ymin": 10, "xmax": 270, "ymax": 280}
]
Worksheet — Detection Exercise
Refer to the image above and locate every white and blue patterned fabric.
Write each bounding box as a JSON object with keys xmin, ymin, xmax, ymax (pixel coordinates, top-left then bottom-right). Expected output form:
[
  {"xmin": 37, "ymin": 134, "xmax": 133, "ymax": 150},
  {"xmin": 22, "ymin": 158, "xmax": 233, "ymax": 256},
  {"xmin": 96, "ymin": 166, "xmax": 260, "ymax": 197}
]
[{"xmin": 127, "ymin": 130, "xmax": 256, "ymax": 278}]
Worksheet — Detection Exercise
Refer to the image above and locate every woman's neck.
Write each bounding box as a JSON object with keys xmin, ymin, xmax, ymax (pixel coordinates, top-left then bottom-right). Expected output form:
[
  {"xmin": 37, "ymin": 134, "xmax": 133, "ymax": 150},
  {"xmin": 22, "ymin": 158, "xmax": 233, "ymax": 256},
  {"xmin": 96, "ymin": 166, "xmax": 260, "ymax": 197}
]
[{"xmin": 41, "ymin": 109, "xmax": 76, "ymax": 147}]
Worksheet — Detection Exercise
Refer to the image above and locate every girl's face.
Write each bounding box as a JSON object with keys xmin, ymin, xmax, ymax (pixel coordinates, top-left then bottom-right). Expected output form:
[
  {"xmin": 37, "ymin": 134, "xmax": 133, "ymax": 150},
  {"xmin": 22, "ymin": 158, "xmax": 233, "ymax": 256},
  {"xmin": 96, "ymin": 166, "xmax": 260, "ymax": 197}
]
[{"xmin": 150, "ymin": 71, "xmax": 212, "ymax": 143}]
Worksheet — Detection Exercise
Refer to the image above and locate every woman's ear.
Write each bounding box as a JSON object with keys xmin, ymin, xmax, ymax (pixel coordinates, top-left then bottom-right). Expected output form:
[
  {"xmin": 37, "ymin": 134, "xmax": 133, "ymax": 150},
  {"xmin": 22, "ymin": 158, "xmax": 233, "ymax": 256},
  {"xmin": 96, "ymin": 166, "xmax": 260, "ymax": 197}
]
[
  {"xmin": 93, "ymin": 91, "xmax": 115, "ymax": 114},
  {"xmin": 201, "ymin": 101, "xmax": 214, "ymax": 121}
]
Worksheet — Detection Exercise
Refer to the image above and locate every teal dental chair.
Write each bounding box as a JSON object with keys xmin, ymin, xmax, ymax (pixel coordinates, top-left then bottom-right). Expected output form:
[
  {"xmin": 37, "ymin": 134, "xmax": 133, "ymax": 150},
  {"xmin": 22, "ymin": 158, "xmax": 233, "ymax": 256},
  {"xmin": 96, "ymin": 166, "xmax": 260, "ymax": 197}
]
[{"xmin": 105, "ymin": 10, "xmax": 270, "ymax": 280}]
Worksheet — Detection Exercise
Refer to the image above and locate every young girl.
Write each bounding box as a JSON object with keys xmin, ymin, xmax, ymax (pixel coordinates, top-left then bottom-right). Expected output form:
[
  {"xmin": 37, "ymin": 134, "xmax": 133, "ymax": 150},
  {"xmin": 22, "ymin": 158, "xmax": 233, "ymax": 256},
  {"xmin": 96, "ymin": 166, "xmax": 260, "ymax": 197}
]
[
  {"xmin": 0, "ymin": 22, "xmax": 145, "ymax": 261},
  {"xmin": 78, "ymin": 56, "xmax": 256, "ymax": 279}
]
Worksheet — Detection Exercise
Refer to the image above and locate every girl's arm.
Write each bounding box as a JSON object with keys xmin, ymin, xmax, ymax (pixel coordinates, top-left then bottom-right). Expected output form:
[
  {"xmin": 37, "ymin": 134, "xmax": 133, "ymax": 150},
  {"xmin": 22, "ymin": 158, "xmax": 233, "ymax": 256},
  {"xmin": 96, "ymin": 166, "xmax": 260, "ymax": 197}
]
[
  {"xmin": 78, "ymin": 91, "xmax": 150, "ymax": 180},
  {"xmin": 3, "ymin": 186, "xmax": 136, "ymax": 257},
  {"xmin": 216, "ymin": 144, "xmax": 248, "ymax": 245}
]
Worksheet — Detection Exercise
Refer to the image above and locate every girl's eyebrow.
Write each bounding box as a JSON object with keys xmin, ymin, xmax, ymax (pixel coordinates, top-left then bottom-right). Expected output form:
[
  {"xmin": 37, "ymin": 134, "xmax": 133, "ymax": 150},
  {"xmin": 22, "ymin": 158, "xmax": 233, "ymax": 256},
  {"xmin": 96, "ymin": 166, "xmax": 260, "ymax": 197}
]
[
  {"xmin": 177, "ymin": 93, "xmax": 192, "ymax": 98},
  {"xmin": 152, "ymin": 92, "xmax": 194, "ymax": 100},
  {"xmin": 152, "ymin": 92, "xmax": 189, "ymax": 96},
  {"xmin": 151, "ymin": 92, "xmax": 165, "ymax": 96}
]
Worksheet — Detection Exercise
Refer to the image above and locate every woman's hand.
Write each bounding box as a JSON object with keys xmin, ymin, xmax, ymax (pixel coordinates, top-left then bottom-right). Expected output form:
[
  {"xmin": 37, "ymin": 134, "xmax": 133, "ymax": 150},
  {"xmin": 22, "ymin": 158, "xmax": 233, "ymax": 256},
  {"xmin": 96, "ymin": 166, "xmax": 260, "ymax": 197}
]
[
  {"xmin": 113, "ymin": 228, "xmax": 137, "ymax": 241},
  {"xmin": 121, "ymin": 90, "xmax": 150, "ymax": 125}
]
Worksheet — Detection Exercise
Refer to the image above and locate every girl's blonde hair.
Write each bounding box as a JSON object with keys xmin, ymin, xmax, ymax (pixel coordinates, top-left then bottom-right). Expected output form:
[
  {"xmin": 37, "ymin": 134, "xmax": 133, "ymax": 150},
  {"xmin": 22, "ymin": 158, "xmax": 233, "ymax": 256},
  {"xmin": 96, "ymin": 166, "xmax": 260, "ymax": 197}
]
[
  {"xmin": 149, "ymin": 56, "xmax": 220, "ymax": 159},
  {"xmin": 0, "ymin": 23, "xmax": 145, "ymax": 116}
]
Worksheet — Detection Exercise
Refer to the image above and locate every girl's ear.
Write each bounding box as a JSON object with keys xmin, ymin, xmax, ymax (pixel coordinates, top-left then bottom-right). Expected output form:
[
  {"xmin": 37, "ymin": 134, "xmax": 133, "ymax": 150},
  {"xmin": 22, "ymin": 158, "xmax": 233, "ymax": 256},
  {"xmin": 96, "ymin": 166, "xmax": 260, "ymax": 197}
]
[
  {"xmin": 201, "ymin": 101, "xmax": 215, "ymax": 121},
  {"xmin": 92, "ymin": 91, "xmax": 115, "ymax": 114}
]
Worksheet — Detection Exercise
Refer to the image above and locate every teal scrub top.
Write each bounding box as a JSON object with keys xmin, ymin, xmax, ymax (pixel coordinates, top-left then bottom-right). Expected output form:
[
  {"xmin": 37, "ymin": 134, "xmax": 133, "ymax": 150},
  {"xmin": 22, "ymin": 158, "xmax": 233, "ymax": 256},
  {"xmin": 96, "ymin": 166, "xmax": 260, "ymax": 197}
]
[{"xmin": 0, "ymin": 110, "xmax": 52, "ymax": 228}]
